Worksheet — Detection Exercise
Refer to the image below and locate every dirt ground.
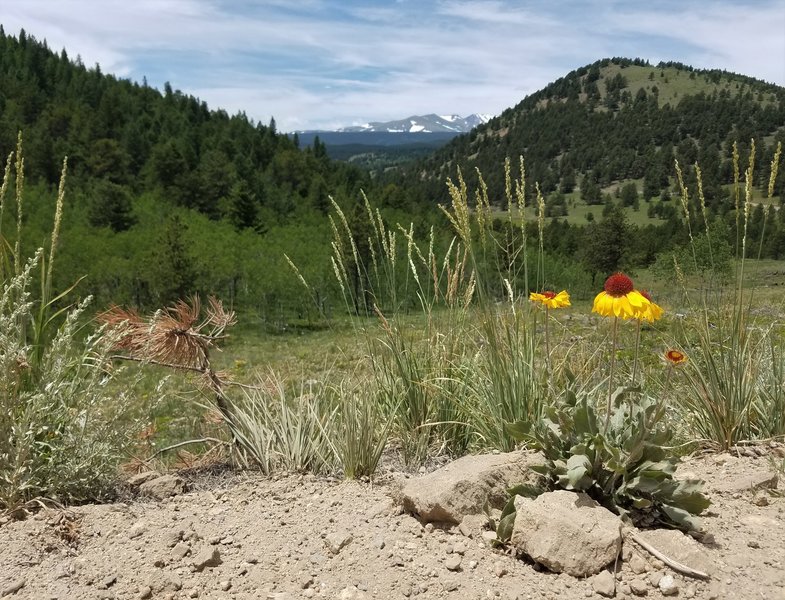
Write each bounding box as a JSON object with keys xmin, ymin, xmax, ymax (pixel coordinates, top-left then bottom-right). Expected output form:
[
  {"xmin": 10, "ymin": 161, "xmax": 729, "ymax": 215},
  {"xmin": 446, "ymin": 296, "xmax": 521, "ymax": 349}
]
[{"xmin": 1, "ymin": 448, "xmax": 783, "ymax": 600}]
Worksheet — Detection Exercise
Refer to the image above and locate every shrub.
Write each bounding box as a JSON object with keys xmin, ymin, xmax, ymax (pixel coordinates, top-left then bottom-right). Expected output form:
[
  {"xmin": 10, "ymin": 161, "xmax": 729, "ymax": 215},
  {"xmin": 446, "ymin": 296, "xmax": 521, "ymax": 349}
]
[{"xmin": 1, "ymin": 140, "xmax": 140, "ymax": 511}]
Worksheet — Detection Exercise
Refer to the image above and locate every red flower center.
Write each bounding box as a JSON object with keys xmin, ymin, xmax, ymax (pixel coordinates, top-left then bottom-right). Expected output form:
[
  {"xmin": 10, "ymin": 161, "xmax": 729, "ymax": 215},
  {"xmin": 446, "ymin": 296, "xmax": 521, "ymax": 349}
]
[
  {"xmin": 640, "ymin": 289, "xmax": 653, "ymax": 302},
  {"xmin": 604, "ymin": 273, "xmax": 634, "ymax": 297},
  {"xmin": 666, "ymin": 350, "xmax": 686, "ymax": 364},
  {"xmin": 543, "ymin": 291, "xmax": 556, "ymax": 299}
]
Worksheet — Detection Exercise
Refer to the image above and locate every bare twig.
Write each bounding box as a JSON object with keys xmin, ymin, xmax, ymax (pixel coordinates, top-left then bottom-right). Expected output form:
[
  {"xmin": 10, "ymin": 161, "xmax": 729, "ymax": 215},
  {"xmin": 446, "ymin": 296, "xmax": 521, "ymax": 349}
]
[
  {"xmin": 110, "ymin": 354, "xmax": 206, "ymax": 374},
  {"xmin": 146, "ymin": 437, "xmax": 227, "ymax": 461}
]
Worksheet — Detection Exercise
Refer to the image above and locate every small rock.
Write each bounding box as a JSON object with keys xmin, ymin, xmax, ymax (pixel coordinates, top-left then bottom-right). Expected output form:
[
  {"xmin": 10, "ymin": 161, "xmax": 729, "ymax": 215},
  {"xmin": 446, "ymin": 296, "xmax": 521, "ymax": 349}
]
[
  {"xmin": 658, "ymin": 575, "xmax": 679, "ymax": 596},
  {"xmin": 591, "ymin": 570, "xmax": 616, "ymax": 597},
  {"xmin": 511, "ymin": 491, "xmax": 621, "ymax": 577},
  {"xmin": 493, "ymin": 561, "xmax": 508, "ymax": 577},
  {"xmin": 128, "ymin": 522, "xmax": 147, "ymax": 539},
  {"xmin": 164, "ymin": 529, "xmax": 184, "ymax": 547},
  {"xmin": 481, "ymin": 530, "xmax": 497, "ymax": 543},
  {"xmin": 325, "ymin": 531, "xmax": 353, "ymax": 555},
  {"xmin": 172, "ymin": 542, "xmax": 190, "ymax": 559},
  {"xmin": 752, "ymin": 492, "xmax": 769, "ymax": 506},
  {"xmin": 339, "ymin": 587, "xmax": 368, "ymax": 600},
  {"xmin": 459, "ymin": 513, "xmax": 489, "ymax": 538},
  {"xmin": 191, "ymin": 546, "xmax": 221, "ymax": 571},
  {"xmin": 219, "ymin": 580, "xmax": 231, "ymax": 591},
  {"xmin": 1, "ymin": 579, "xmax": 25, "ymax": 597},
  {"xmin": 747, "ymin": 540, "xmax": 761, "ymax": 549},
  {"xmin": 628, "ymin": 554, "xmax": 648, "ymax": 574},
  {"xmin": 445, "ymin": 554, "xmax": 462, "ymax": 571},
  {"xmin": 138, "ymin": 586, "xmax": 152, "ymax": 600},
  {"xmin": 443, "ymin": 579, "xmax": 460, "ymax": 592},
  {"xmin": 187, "ymin": 590, "xmax": 199, "ymax": 599},
  {"xmin": 127, "ymin": 471, "xmax": 161, "ymax": 487},
  {"xmin": 629, "ymin": 579, "xmax": 648, "ymax": 596},
  {"xmin": 683, "ymin": 583, "xmax": 696, "ymax": 598},
  {"xmin": 98, "ymin": 574, "xmax": 117, "ymax": 590},
  {"xmin": 648, "ymin": 571, "xmax": 663, "ymax": 587}
]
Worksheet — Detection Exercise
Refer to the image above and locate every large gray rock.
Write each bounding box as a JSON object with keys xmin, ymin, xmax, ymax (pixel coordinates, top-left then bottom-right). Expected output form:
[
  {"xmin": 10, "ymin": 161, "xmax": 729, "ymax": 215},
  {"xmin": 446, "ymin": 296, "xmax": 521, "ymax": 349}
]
[
  {"xmin": 400, "ymin": 451, "xmax": 543, "ymax": 524},
  {"xmin": 511, "ymin": 490, "xmax": 621, "ymax": 577}
]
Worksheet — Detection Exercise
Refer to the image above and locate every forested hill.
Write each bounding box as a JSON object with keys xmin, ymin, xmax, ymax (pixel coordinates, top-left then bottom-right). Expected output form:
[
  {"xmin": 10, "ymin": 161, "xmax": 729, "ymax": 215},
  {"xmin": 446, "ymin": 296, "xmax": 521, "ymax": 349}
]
[
  {"xmin": 0, "ymin": 28, "xmax": 385, "ymax": 320},
  {"xmin": 0, "ymin": 28, "xmax": 367, "ymax": 228},
  {"xmin": 393, "ymin": 57, "xmax": 785, "ymax": 205}
]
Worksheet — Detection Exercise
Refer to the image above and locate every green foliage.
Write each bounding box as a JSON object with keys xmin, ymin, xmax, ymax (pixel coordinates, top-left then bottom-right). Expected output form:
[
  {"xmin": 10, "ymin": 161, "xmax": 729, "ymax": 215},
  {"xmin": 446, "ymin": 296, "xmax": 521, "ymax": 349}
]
[
  {"xmin": 652, "ymin": 220, "xmax": 733, "ymax": 283},
  {"xmin": 580, "ymin": 205, "xmax": 631, "ymax": 284},
  {"xmin": 505, "ymin": 382, "xmax": 710, "ymax": 531},
  {"xmin": 88, "ymin": 180, "xmax": 135, "ymax": 232}
]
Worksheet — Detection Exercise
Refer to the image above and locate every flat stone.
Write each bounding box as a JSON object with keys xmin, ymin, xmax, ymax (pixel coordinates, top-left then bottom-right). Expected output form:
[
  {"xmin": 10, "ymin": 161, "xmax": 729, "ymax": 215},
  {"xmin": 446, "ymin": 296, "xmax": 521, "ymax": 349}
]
[
  {"xmin": 634, "ymin": 529, "xmax": 715, "ymax": 577},
  {"xmin": 400, "ymin": 450, "xmax": 544, "ymax": 524},
  {"xmin": 139, "ymin": 474, "xmax": 187, "ymax": 499},
  {"xmin": 171, "ymin": 542, "xmax": 190, "ymax": 560},
  {"xmin": 127, "ymin": 471, "xmax": 161, "ymax": 487}
]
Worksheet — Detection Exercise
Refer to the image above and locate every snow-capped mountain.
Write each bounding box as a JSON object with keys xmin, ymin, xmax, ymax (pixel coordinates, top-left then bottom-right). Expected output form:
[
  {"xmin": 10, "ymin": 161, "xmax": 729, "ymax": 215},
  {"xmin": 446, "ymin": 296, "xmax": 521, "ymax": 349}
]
[{"xmin": 338, "ymin": 113, "xmax": 492, "ymax": 134}]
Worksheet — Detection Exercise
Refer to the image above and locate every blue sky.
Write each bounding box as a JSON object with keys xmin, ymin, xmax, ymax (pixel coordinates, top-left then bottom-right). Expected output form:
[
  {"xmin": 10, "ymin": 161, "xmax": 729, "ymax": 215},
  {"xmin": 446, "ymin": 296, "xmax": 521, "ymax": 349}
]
[{"xmin": 2, "ymin": 0, "xmax": 784, "ymax": 131}]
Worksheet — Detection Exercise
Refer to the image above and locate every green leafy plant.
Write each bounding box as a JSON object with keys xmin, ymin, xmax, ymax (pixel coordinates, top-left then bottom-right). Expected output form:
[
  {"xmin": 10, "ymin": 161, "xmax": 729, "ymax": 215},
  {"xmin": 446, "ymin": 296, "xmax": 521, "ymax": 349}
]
[{"xmin": 505, "ymin": 379, "xmax": 710, "ymax": 532}]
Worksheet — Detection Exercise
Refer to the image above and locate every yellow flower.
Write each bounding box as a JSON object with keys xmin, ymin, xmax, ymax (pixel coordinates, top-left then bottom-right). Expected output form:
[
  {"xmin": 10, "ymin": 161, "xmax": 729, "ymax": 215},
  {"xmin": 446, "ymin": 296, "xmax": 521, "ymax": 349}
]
[
  {"xmin": 529, "ymin": 290, "xmax": 571, "ymax": 309},
  {"xmin": 664, "ymin": 349, "xmax": 687, "ymax": 365},
  {"xmin": 592, "ymin": 272, "xmax": 650, "ymax": 320},
  {"xmin": 638, "ymin": 289, "xmax": 664, "ymax": 323}
]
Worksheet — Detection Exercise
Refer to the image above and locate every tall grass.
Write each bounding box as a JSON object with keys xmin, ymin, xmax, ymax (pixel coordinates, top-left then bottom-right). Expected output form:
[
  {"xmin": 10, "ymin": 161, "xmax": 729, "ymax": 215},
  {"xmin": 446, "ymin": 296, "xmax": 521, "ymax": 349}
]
[
  {"xmin": 286, "ymin": 158, "xmax": 560, "ymax": 469},
  {"xmin": 671, "ymin": 141, "xmax": 784, "ymax": 448},
  {"xmin": 1, "ymin": 138, "xmax": 142, "ymax": 511}
]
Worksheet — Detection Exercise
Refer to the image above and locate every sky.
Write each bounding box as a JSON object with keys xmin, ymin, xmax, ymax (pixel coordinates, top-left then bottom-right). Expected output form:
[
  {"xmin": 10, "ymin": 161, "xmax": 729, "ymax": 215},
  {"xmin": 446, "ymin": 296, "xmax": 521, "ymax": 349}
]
[{"xmin": 2, "ymin": 0, "xmax": 784, "ymax": 132}]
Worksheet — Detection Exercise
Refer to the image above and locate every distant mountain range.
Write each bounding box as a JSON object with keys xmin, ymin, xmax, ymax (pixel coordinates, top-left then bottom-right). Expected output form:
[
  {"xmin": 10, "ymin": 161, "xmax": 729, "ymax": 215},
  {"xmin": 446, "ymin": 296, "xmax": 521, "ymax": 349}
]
[
  {"xmin": 335, "ymin": 113, "xmax": 493, "ymax": 133},
  {"xmin": 292, "ymin": 113, "xmax": 492, "ymax": 165}
]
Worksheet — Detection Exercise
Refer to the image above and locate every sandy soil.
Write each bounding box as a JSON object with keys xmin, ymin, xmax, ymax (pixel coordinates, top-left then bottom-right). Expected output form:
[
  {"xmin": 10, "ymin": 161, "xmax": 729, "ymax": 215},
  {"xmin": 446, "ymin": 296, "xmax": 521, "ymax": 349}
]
[{"xmin": 1, "ymin": 448, "xmax": 783, "ymax": 600}]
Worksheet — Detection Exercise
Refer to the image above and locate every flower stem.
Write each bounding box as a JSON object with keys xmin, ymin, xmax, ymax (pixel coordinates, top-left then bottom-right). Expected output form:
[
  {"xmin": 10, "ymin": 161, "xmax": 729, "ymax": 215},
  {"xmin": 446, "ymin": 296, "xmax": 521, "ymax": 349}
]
[
  {"xmin": 544, "ymin": 306, "xmax": 551, "ymax": 379},
  {"xmin": 631, "ymin": 318, "xmax": 642, "ymax": 385},
  {"xmin": 604, "ymin": 316, "xmax": 619, "ymax": 434}
]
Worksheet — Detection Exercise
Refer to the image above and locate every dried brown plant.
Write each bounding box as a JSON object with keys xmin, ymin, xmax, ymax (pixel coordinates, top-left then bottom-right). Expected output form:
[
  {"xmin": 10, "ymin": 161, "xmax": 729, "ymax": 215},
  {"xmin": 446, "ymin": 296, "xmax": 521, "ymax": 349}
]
[{"xmin": 100, "ymin": 295, "xmax": 241, "ymax": 447}]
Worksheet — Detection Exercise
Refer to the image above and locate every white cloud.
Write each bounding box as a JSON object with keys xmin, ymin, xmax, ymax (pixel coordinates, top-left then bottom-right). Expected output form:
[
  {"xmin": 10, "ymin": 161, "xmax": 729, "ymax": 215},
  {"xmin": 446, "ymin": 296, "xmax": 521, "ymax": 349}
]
[{"xmin": 1, "ymin": 0, "xmax": 783, "ymax": 130}]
